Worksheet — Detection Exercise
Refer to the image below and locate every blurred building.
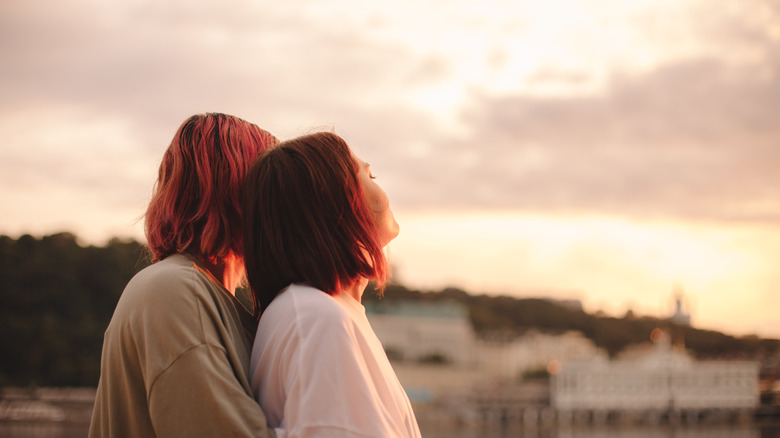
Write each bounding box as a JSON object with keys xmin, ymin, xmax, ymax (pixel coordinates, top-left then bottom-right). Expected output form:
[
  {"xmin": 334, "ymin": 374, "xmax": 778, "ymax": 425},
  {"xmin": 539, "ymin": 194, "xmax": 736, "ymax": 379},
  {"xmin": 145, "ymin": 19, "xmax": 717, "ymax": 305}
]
[
  {"xmin": 668, "ymin": 285, "xmax": 692, "ymax": 326},
  {"xmin": 551, "ymin": 331, "xmax": 759, "ymax": 418},
  {"xmin": 366, "ymin": 300, "xmax": 605, "ymax": 377},
  {"xmin": 366, "ymin": 300, "xmax": 477, "ymax": 366},
  {"xmin": 478, "ymin": 330, "xmax": 606, "ymax": 379}
]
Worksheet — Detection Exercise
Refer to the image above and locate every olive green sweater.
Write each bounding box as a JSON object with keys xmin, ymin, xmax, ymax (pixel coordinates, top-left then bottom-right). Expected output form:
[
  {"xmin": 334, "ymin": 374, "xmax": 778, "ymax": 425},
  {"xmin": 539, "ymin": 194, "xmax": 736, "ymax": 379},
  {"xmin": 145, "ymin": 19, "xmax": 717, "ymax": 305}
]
[{"xmin": 89, "ymin": 254, "xmax": 274, "ymax": 437}]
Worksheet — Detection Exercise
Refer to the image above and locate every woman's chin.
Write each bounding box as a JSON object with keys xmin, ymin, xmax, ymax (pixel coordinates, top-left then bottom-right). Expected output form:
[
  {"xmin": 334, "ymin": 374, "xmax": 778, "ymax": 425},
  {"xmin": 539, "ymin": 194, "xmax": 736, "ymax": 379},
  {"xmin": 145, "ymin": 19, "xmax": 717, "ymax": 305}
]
[{"xmin": 380, "ymin": 220, "xmax": 400, "ymax": 247}]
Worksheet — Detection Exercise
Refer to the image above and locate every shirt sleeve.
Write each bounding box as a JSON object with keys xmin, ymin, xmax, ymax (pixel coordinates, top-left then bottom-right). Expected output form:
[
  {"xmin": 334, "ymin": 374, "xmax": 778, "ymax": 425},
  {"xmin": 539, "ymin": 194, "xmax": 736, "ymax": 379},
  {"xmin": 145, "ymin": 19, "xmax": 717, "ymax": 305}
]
[
  {"xmin": 281, "ymin": 305, "xmax": 405, "ymax": 438},
  {"xmin": 150, "ymin": 343, "xmax": 276, "ymax": 438}
]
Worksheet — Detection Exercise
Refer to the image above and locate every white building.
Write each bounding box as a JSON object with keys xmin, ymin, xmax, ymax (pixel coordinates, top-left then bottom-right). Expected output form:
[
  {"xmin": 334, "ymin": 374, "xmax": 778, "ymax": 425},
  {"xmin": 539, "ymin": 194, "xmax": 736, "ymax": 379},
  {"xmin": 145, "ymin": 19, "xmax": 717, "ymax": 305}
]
[
  {"xmin": 478, "ymin": 330, "xmax": 606, "ymax": 379},
  {"xmin": 367, "ymin": 299, "xmax": 606, "ymax": 379},
  {"xmin": 366, "ymin": 300, "xmax": 477, "ymax": 366},
  {"xmin": 552, "ymin": 332, "xmax": 759, "ymax": 414}
]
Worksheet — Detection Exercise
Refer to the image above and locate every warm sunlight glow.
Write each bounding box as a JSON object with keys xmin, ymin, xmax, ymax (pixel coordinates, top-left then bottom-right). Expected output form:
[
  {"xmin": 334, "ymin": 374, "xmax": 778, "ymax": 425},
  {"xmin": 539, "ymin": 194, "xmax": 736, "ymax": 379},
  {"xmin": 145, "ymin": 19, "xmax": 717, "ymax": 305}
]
[
  {"xmin": 391, "ymin": 211, "xmax": 780, "ymax": 336},
  {"xmin": 650, "ymin": 328, "xmax": 664, "ymax": 343},
  {"xmin": 547, "ymin": 359, "xmax": 562, "ymax": 375},
  {"xmin": 4, "ymin": 0, "xmax": 779, "ymax": 340}
]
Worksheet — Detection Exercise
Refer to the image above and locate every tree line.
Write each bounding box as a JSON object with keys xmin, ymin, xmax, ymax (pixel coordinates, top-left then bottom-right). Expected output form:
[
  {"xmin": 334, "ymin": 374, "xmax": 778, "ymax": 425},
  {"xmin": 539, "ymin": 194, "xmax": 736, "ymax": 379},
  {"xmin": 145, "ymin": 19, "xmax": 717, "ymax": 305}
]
[
  {"xmin": 0, "ymin": 232, "xmax": 777, "ymax": 387},
  {"xmin": 0, "ymin": 233, "xmax": 150, "ymax": 387},
  {"xmin": 364, "ymin": 283, "xmax": 780, "ymax": 360}
]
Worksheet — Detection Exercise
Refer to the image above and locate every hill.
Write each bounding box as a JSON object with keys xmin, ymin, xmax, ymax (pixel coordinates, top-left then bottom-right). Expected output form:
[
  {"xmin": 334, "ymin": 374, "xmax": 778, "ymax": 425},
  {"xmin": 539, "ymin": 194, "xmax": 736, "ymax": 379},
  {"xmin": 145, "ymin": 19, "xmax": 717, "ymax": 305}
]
[
  {"xmin": 0, "ymin": 232, "xmax": 777, "ymax": 387},
  {"xmin": 363, "ymin": 284, "xmax": 780, "ymax": 360}
]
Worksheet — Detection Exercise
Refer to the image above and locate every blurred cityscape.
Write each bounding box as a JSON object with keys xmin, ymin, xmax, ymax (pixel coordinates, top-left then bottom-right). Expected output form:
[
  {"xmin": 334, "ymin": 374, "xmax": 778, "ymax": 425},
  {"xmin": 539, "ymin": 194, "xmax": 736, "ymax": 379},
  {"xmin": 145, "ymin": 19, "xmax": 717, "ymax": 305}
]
[
  {"xmin": 1, "ymin": 234, "xmax": 779, "ymax": 436},
  {"xmin": 365, "ymin": 295, "xmax": 779, "ymax": 434},
  {"xmin": 2, "ymin": 293, "xmax": 779, "ymax": 437}
]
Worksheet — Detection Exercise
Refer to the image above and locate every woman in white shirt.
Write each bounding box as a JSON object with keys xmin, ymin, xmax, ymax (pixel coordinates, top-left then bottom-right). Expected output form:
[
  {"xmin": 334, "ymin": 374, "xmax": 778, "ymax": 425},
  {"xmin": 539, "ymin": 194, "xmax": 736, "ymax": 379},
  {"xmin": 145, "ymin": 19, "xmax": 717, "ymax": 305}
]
[{"xmin": 242, "ymin": 131, "xmax": 421, "ymax": 438}]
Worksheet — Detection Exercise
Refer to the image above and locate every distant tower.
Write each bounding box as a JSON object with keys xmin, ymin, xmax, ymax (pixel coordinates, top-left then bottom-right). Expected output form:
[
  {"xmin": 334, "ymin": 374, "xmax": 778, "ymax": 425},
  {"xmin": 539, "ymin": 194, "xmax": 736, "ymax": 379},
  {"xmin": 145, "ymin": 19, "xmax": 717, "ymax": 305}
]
[{"xmin": 668, "ymin": 285, "xmax": 691, "ymax": 326}]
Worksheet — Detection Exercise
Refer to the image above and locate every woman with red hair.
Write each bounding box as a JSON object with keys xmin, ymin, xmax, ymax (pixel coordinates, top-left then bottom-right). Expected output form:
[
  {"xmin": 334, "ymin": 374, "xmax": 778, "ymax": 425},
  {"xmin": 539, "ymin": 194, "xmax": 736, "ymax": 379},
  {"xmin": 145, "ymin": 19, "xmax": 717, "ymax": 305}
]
[
  {"xmin": 242, "ymin": 132, "xmax": 421, "ymax": 437},
  {"xmin": 90, "ymin": 113, "xmax": 278, "ymax": 438}
]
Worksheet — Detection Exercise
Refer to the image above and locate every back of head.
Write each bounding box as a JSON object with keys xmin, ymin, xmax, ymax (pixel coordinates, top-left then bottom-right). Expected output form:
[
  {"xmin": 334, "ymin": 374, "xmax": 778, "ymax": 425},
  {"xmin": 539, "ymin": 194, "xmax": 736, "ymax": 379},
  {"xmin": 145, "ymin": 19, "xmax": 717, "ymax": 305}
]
[
  {"xmin": 243, "ymin": 132, "xmax": 388, "ymax": 314},
  {"xmin": 145, "ymin": 113, "xmax": 278, "ymax": 263}
]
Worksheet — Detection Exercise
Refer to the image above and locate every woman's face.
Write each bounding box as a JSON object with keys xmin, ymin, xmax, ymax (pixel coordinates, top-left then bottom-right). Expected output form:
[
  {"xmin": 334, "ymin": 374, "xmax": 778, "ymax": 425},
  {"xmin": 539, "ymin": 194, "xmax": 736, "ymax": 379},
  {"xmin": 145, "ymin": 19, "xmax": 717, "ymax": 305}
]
[{"xmin": 353, "ymin": 152, "xmax": 399, "ymax": 247}]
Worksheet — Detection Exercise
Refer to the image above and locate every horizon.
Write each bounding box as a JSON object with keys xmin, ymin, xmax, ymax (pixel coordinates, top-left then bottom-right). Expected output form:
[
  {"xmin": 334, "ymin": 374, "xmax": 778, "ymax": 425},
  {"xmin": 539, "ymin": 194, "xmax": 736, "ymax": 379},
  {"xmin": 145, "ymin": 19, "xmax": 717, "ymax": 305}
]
[{"xmin": 3, "ymin": 228, "xmax": 777, "ymax": 342}]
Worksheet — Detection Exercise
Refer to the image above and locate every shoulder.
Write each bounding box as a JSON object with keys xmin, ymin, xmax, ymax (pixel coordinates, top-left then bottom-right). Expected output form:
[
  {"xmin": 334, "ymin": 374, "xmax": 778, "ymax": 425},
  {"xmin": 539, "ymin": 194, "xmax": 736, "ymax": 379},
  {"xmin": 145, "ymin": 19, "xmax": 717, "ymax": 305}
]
[
  {"xmin": 126, "ymin": 254, "xmax": 197, "ymax": 294},
  {"xmin": 258, "ymin": 285, "xmax": 354, "ymax": 338},
  {"xmin": 122, "ymin": 254, "xmax": 223, "ymax": 307},
  {"xmin": 108, "ymin": 255, "xmax": 212, "ymax": 333},
  {"xmin": 272, "ymin": 284, "xmax": 347, "ymax": 320}
]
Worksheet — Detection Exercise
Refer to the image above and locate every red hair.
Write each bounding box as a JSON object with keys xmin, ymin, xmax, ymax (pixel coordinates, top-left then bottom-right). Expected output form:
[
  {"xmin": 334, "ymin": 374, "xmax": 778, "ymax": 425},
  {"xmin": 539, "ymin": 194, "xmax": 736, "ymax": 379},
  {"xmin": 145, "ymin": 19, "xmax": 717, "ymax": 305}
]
[
  {"xmin": 145, "ymin": 113, "xmax": 278, "ymax": 262},
  {"xmin": 242, "ymin": 132, "xmax": 388, "ymax": 315}
]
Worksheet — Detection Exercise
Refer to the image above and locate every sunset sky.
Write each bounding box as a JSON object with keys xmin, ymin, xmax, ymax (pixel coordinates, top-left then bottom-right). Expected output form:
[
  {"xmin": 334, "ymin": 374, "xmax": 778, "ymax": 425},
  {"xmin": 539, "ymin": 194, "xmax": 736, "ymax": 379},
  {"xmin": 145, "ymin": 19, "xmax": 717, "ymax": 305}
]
[{"xmin": 2, "ymin": 0, "xmax": 778, "ymax": 338}]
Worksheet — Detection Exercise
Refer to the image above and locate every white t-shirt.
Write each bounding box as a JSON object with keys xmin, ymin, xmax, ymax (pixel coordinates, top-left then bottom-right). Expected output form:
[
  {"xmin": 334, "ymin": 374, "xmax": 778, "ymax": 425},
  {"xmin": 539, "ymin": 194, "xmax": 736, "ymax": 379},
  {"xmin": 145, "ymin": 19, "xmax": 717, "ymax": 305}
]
[{"xmin": 250, "ymin": 284, "xmax": 422, "ymax": 438}]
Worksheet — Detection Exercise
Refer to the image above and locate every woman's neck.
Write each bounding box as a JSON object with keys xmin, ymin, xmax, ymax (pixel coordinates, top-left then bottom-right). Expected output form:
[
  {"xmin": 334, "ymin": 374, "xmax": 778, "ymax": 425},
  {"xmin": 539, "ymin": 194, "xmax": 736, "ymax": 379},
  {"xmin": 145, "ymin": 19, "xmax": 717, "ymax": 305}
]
[
  {"xmin": 342, "ymin": 277, "xmax": 369, "ymax": 303},
  {"xmin": 192, "ymin": 252, "xmax": 244, "ymax": 295}
]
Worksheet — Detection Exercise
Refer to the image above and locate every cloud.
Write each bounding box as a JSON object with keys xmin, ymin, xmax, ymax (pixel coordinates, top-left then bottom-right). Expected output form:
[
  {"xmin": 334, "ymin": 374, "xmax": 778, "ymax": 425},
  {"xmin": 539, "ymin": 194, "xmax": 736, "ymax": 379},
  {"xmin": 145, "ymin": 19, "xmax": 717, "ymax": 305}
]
[
  {"xmin": 1, "ymin": 0, "xmax": 779, "ymax": 244},
  {"xmin": 381, "ymin": 42, "xmax": 780, "ymax": 223},
  {"xmin": 0, "ymin": 0, "xmax": 419, "ymax": 138}
]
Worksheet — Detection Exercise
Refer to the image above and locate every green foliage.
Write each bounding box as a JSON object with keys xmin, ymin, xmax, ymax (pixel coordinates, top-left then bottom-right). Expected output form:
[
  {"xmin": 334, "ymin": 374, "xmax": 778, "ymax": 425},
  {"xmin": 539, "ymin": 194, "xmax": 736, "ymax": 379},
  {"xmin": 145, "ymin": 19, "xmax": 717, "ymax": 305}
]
[
  {"xmin": 0, "ymin": 233, "xmax": 149, "ymax": 387},
  {"xmin": 366, "ymin": 282, "xmax": 780, "ymax": 361},
  {"xmin": 2, "ymin": 236, "xmax": 778, "ymax": 387},
  {"xmin": 417, "ymin": 353, "xmax": 449, "ymax": 365},
  {"xmin": 521, "ymin": 367, "xmax": 550, "ymax": 381}
]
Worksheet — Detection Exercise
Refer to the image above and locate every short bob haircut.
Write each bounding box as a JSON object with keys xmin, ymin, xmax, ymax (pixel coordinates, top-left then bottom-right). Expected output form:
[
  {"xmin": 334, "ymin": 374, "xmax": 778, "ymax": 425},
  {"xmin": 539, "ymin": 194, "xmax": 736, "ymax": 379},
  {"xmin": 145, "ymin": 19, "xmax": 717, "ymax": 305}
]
[
  {"xmin": 243, "ymin": 132, "xmax": 388, "ymax": 315},
  {"xmin": 145, "ymin": 113, "xmax": 278, "ymax": 263}
]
